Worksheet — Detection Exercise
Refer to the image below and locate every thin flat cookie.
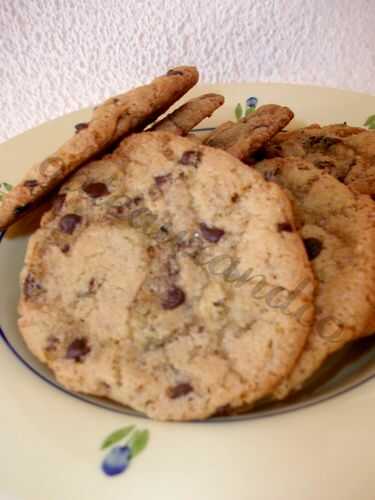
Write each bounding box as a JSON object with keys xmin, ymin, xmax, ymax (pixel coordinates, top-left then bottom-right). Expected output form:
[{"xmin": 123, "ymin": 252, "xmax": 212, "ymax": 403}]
[
  {"xmin": 203, "ymin": 104, "xmax": 294, "ymax": 160},
  {"xmin": 151, "ymin": 93, "xmax": 224, "ymax": 135},
  {"xmin": 0, "ymin": 66, "xmax": 198, "ymax": 230}
]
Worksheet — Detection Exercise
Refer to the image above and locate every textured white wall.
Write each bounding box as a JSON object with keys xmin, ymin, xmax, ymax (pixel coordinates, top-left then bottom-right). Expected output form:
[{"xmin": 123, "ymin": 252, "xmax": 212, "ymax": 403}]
[{"xmin": 1, "ymin": 0, "xmax": 374, "ymax": 143}]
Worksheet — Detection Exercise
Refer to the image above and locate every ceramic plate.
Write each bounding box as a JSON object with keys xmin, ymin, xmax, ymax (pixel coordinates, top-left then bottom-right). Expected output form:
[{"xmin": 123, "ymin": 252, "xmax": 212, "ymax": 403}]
[{"xmin": 1, "ymin": 83, "xmax": 375, "ymax": 500}]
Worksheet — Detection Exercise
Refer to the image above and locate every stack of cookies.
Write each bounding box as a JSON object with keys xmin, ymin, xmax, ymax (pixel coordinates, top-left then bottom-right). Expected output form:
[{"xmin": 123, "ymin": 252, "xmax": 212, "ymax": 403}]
[{"xmin": 2, "ymin": 66, "xmax": 374, "ymax": 421}]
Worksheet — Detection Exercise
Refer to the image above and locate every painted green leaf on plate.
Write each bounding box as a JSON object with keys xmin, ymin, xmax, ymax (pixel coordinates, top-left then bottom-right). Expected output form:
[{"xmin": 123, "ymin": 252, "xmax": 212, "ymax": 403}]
[
  {"xmin": 100, "ymin": 425, "xmax": 135, "ymax": 450},
  {"xmin": 365, "ymin": 115, "xmax": 375, "ymax": 129},
  {"xmin": 235, "ymin": 103, "xmax": 243, "ymax": 121},
  {"xmin": 245, "ymin": 107, "xmax": 255, "ymax": 117},
  {"xmin": 0, "ymin": 182, "xmax": 13, "ymax": 201},
  {"xmin": 129, "ymin": 429, "xmax": 150, "ymax": 458}
]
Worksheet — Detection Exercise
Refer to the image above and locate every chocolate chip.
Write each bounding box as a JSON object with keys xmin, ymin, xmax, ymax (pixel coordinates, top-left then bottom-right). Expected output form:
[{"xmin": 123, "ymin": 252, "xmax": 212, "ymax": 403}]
[
  {"xmin": 371, "ymin": 194, "xmax": 375, "ymax": 201},
  {"xmin": 245, "ymin": 158, "xmax": 257, "ymax": 166},
  {"xmin": 161, "ymin": 286, "xmax": 186, "ymax": 310},
  {"xmin": 214, "ymin": 404, "xmax": 233, "ymax": 417},
  {"xmin": 166, "ymin": 383, "xmax": 193, "ymax": 399},
  {"xmin": 111, "ymin": 206, "xmax": 125, "ymax": 217},
  {"xmin": 231, "ymin": 193, "xmax": 239, "ymax": 203},
  {"xmin": 14, "ymin": 203, "xmax": 31, "ymax": 215},
  {"xmin": 303, "ymin": 237, "xmax": 323, "ymax": 260},
  {"xmin": 167, "ymin": 69, "xmax": 184, "ymax": 76},
  {"xmin": 154, "ymin": 174, "xmax": 172, "ymax": 187},
  {"xmin": 314, "ymin": 160, "xmax": 335, "ymax": 171},
  {"xmin": 23, "ymin": 179, "xmax": 39, "ymax": 189},
  {"xmin": 179, "ymin": 150, "xmax": 202, "ymax": 167},
  {"xmin": 23, "ymin": 273, "xmax": 44, "ymax": 300},
  {"xmin": 113, "ymin": 98, "xmax": 120, "ymax": 104},
  {"xmin": 128, "ymin": 196, "xmax": 143, "ymax": 206},
  {"xmin": 65, "ymin": 338, "xmax": 91, "ymax": 362},
  {"xmin": 74, "ymin": 122, "xmax": 89, "ymax": 133},
  {"xmin": 264, "ymin": 167, "xmax": 280, "ymax": 181},
  {"xmin": 61, "ymin": 244, "xmax": 70, "ymax": 253},
  {"xmin": 200, "ymin": 223, "xmax": 225, "ymax": 243},
  {"xmin": 277, "ymin": 222, "xmax": 293, "ymax": 232},
  {"xmin": 88, "ymin": 278, "xmax": 99, "ymax": 293},
  {"xmin": 83, "ymin": 182, "xmax": 109, "ymax": 198},
  {"xmin": 323, "ymin": 137, "xmax": 342, "ymax": 147},
  {"xmin": 59, "ymin": 214, "xmax": 82, "ymax": 234},
  {"xmin": 306, "ymin": 136, "xmax": 341, "ymax": 150},
  {"xmin": 46, "ymin": 336, "xmax": 59, "ymax": 352},
  {"xmin": 53, "ymin": 194, "xmax": 66, "ymax": 212},
  {"xmin": 306, "ymin": 136, "xmax": 324, "ymax": 147},
  {"xmin": 147, "ymin": 246, "xmax": 156, "ymax": 258},
  {"xmin": 263, "ymin": 144, "xmax": 282, "ymax": 159}
]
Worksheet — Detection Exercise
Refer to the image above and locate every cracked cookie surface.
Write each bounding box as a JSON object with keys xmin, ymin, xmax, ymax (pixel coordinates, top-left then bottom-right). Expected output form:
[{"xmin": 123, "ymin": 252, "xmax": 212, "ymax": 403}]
[{"xmin": 18, "ymin": 132, "xmax": 314, "ymax": 421}]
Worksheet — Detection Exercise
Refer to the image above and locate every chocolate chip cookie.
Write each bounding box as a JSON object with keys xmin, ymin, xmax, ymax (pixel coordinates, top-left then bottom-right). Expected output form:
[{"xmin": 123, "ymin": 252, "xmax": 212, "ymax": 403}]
[
  {"xmin": 0, "ymin": 66, "xmax": 199, "ymax": 230},
  {"xmin": 18, "ymin": 132, "xmax": 314, "ymax": 421},
  {"xmin": 151, "ymin": 93, "xmax": 224, "ymax": 135},
  {"xmin": 342, "ymin": 131, "xmax": 375, "ymax": 196},
  {"xmin": 260, "ymin": 123, "xmax": 375, "ymax": 196},
  {"xmin": 254, "ymin": 157, "xmax": 375, "ymax": 398},
  {"xmin": 203, "ymin": 104, "xmax": 294, "ymax": 160}
]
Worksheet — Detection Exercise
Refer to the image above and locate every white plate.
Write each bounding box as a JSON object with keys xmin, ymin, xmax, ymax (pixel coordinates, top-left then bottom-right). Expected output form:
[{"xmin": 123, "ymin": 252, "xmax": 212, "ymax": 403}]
[{"xmin": 1, "ymin": 83, "xmax": 375, "ymax": 500}]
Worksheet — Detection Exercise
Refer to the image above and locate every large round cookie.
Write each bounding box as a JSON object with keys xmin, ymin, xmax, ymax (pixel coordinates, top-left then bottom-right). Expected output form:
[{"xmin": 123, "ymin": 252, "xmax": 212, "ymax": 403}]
[
  {"xmin": 0, "ymin": 66, "xmax": 198, "ymax": 230},
  {"xmin": 18, "ymin": 132, "xmax": 314, "ymax": 421},
  {"xmin": 254, "ymin": 157, "xmax": 375, "ymax": 398}
]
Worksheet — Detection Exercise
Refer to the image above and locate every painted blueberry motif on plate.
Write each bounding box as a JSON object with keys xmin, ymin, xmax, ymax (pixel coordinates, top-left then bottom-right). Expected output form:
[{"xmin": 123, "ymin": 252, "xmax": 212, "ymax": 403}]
[
  {"xmin": 234, "ymin": 97, "xmax": 258, "ymax": 121},
  {"xmin": 100, "ymin": 425, "xmax": 150, "ymax": 477},
  {"xmin": 102, "ymin": 445, "xmax": 132, "ymax": 476}
]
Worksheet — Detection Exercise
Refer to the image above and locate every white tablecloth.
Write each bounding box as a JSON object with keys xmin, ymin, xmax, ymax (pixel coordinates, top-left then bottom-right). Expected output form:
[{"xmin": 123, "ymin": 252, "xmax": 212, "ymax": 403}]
[{"xmin": 1, "ymin": 0, "xmax": 374, "ymax": 143}]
